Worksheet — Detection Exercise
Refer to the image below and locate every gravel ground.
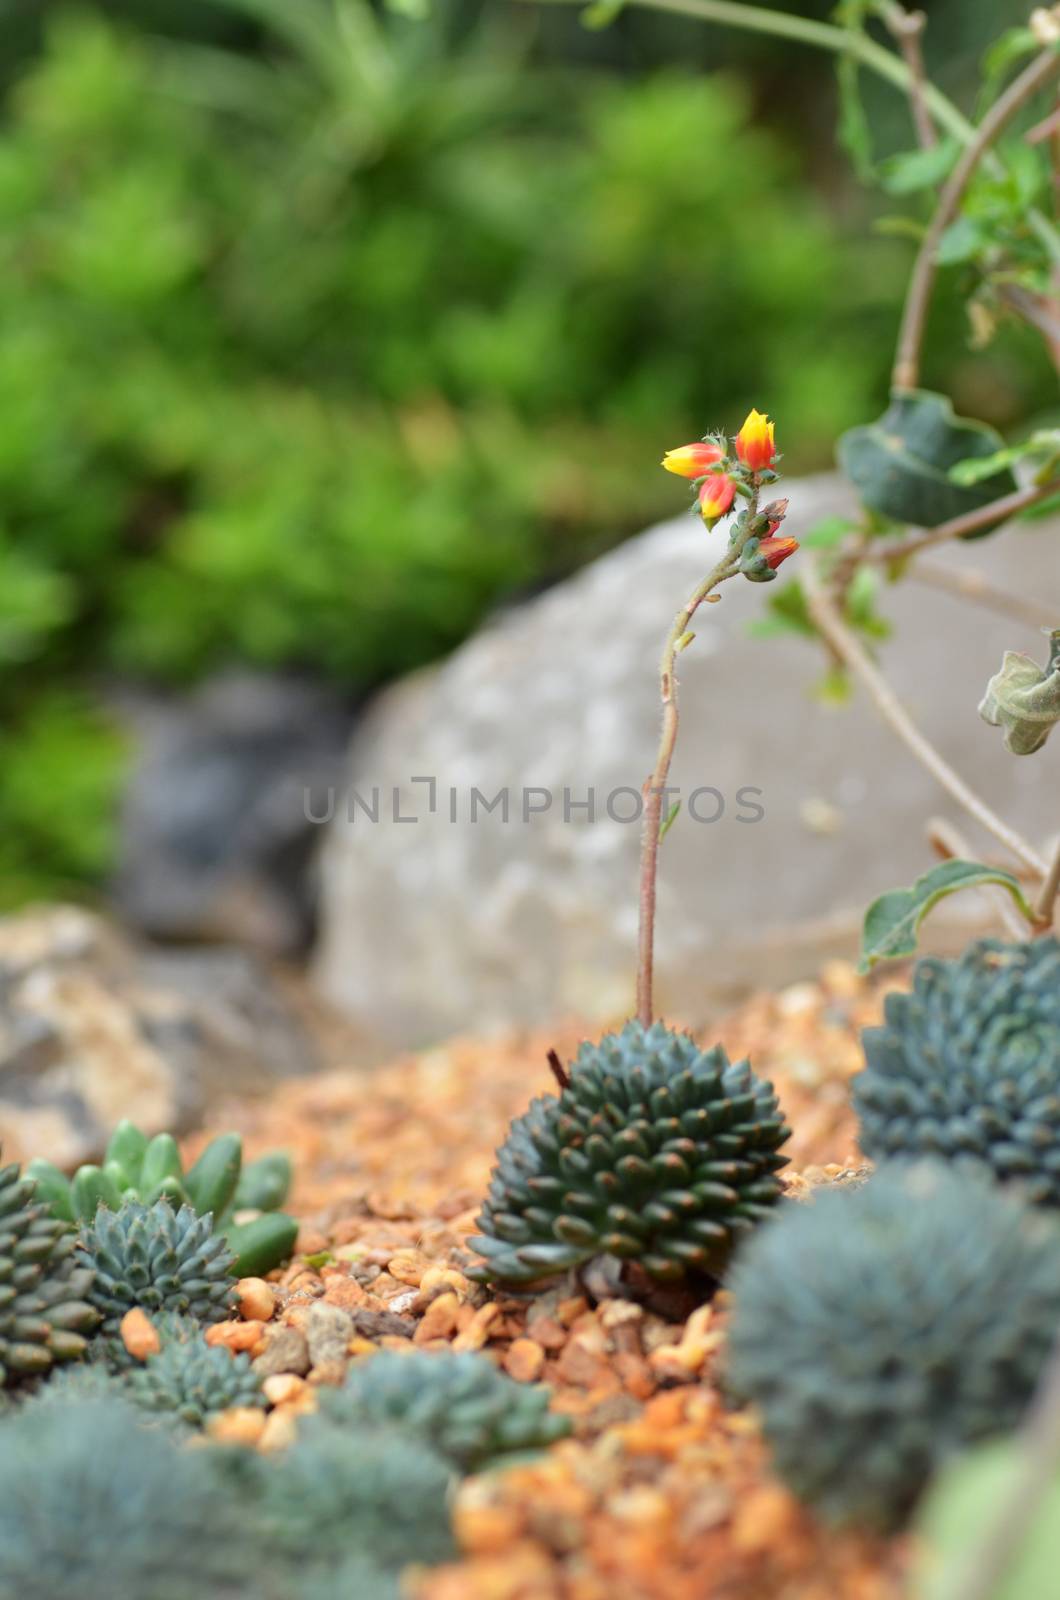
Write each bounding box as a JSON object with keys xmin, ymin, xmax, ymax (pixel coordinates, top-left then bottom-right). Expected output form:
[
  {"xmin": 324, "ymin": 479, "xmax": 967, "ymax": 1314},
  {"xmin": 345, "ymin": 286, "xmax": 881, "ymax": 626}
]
[{"xmin": 185, "ymin": 960, "xmax": 912, "ymax": 1600}]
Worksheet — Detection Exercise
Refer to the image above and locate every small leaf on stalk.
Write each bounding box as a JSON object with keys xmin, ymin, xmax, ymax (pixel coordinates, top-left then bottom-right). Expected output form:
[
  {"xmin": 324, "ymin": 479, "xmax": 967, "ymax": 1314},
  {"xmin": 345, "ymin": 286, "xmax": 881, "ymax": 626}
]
[
  {"xmin": 659, "ymin": 801, "xmax": 681, "ymax": 841},
  {"xmin": 802, "ymin": 515, "xmax": 858, "ymax": 550},
  {"xmin": 979, "ymin": 632, "xmax": 1060, "ymax": 754},
  {"xmin": 951, "ymin": 428, "xmax": 1060, "ymax": 487},
  {"xmin": 879, "ymin": 139, "xmax": 959, "ymax": 196},
  {"xmin": 582, "ymin": 0, "xmax": 626, "ymax": 26},
  {"xmin": 859, "ymin": 860, "xmax": 1034, "ymax": 972},
  {"xmin": 838, "ymin": 389, "xmax": 1018, "ymax": 531},
  {"xmin": 813, "ymin": 667, "xmax": 852, "ymax": 705}
]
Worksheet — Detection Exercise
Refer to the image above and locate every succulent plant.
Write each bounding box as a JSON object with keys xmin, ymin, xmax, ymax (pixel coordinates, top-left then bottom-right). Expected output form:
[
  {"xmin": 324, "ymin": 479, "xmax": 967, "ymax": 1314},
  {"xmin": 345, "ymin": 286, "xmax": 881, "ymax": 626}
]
[
  {"xmin": 853, "ymin": 938, "xmax": 1060, "ymax": 1204},
  {"xmin": 320, "ymin": 1349, "xmax": 571, "ymax": 1470},
  {"xmin": 0, "ymin": 1156, "xmax": 99, "ymax": 1388},
  {"xmin": 79, "ymin": 1198, "xmax": 236, "ymax": 1335},
  {"xmin": 261, "ymin": 1416, "xmax": 456, "ymax": 1572},
  {"xmin": 128, "ymin": 1320, "xmax": 264, "ymax": 1427},
  {"xmin": 302, "ymin": 1557, "xmax": 402, "ymax": 1600},
  {"xmin": 471, "ymin": 1021, "xmax": 790, "ymax": 1285},
  {"xmin": 0, "ymin": 1397, "xmax": 263, "ymax": 1599},
  {"xmin": 28, "ymin": 1124, "xmax": 297, "ymax": 1277},
  {"xmin": 726, "ymin": 1163, "xmax": 1060, "ymax": 1532}
]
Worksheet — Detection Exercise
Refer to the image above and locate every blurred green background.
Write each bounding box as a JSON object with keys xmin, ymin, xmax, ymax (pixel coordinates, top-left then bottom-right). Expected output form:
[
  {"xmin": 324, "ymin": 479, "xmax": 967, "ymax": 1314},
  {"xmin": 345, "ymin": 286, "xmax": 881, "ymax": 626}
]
[{"xmin": 0, "ymin": 0, "xmax": 1050, "ymax": 905}]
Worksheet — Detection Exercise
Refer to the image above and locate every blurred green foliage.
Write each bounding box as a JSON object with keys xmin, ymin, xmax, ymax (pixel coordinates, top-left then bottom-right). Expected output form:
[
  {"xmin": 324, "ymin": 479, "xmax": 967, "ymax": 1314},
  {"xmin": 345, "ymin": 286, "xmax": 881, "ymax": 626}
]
[{"xmin": 0, "ymin": 1, "xmax": 1048, "ymax": 902}]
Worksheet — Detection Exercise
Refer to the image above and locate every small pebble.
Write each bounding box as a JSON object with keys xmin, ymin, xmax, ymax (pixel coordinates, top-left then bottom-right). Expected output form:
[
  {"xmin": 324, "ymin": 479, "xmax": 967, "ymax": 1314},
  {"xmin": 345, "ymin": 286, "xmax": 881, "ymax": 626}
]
[
  {"xmin": 205, "ymin": 1319, "xmax": 265, "ymax": 1355},
  {"xmin": 414, "ymin": 1290, "xmax": 462, "ymax": 1344},
  {"xmin": 451, "ymin": 1301, "xmax": 500, "ymax": 1352},
  {"xmin": 206, "ymin": 1407, "xmax": 268, "ymax": 1449},
  {"xmin": 305, "ymin": 1301, "xmax": 355, "ymax": 1368},
  {"xmin": 120, "ymin": 1308, "xmax": 161, "ymax": 1363},
  {"xmin": 503, "ymin": 1338, "xmax": 546, "ymax": 1383},
  {"xmin": 252, "ymin": 1324, "xmax": 311, "ymax": 1378},
  {"xmin": 262, "ymin": 1373, "xmax": 311, "ymax": 1407},
  {"xmin": 235, "ymin": 1277, "xmax": 277, "ymax": 1322},
  {"xmin": 259, "ymin": 1406, "xmax": 300, "ymax": 1453}
]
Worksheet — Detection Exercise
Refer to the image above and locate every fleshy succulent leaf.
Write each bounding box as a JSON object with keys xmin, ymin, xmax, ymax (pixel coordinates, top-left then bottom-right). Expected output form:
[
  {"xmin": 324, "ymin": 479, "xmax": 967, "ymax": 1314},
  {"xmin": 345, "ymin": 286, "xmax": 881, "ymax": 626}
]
[
  {"xmin": 727, "ymin": 1163, "xmax": 1060, "ymax": 1531},
  {"xmin": 318, "ymin": 1349, "xmax": 571, "ymax": 1470},
  {"xmin": 854, "ymin": 938, "xmax": 1060, "ymax": 1202},
  {"xmin": 79, "ymin": 1198, "xmax": 236, "ymax": 1335},
  {"xmin": 471, "ymin": 1021, "xmax": 790, "ymax": 1286},
  {"xmin": 0, "ymin": 1156, "xmax": 99, "ymax": 1388}
]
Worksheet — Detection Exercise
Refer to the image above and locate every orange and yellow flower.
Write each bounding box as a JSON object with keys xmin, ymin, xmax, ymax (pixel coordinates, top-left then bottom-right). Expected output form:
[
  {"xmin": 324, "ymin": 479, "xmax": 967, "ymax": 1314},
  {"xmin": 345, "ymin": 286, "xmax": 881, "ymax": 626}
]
[
  {"xmin": 698, "ymin": 474, "xmax": 737, "ymax": 524},
  {"xmin": 661, "ymin": 441, "xmax": 725, "ymax": 479},
  {"xmin": 734, "ymin": 409, "xmax": 777, "ymax": 472},
  {"xmin": 757, "ymin": 533, "xmax": 798, "ymax": 570}
]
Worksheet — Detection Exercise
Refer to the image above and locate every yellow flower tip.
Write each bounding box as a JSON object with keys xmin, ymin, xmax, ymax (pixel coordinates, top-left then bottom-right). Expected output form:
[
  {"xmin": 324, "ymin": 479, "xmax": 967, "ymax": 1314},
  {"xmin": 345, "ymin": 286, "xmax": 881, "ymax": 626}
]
[
  {"xmin": 698, "ymin": 473, "xmax": 736, "ymax": 524},
  {"xmin": 661, "ymin": 441, "xmax": 724, "ymax": 479},
  {"xmin": 734, "ymin": 409, "xmax": 777, "ymax": 471}
]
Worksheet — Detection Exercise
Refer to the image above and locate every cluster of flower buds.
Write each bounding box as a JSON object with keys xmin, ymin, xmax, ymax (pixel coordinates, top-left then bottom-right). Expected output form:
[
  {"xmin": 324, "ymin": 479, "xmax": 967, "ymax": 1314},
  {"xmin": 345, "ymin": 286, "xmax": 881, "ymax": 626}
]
[
  {"xmin": 736, "ymin": 500, "xmax": 797, "ymax": 583},
  {"xmin": 661, "ymin": 409, "xmax": 797, "ymax": 580}
]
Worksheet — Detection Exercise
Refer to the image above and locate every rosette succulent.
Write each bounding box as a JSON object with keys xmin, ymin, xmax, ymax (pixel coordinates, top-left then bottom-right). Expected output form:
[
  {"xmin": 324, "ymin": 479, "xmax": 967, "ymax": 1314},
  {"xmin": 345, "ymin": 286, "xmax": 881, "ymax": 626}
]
[
  {"xmin": 472, "ymin": 1021, "xmax": 790, "ymax": 1285},
  {"xmin": 853, "ymin": 938, "xmax": 1060, "ymax": 1204},
  {"xmin": 79, "ymin": 1198, "xmax": 236, "ymax": 1335},
  {"xmin": 727, "ymin": 1163, "xmax": 1060, "ymax": 1531},
  {"xmin": 261, "ymin": 1417, "xmax": 456, "ymax": 1572},
  {"xmin": 0, "ymin": 1156, "xmax": 98, "ymax": 1388},
  {"xmin": 28, "ymin": 1124, "xmax": 296, "ymax": 1278},
  {"xmin": 320, "ymin": 1349, "xmax": 570, "ymax": 1470},
  {"xmin": 129, "ymin": 1319, "xmax": 264, "ymax": 1427},
  {"xmin": 0, "ymin": 1398, "xmax": 263, "ymax": 1600}
]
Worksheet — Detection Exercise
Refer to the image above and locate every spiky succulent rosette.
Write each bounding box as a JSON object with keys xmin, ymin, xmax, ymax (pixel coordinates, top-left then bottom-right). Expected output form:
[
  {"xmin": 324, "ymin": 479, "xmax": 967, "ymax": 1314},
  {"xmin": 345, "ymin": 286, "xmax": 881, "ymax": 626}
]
[
  {"xmin": 727, "ymin": 1163, "xmax": 1060, "ymax": 1532},
  {"xmin": 0, "ymin": 1398, "xmax": 261, "ymax": 1600},
  {"xmin": 0, "ymin": 1157, "xmax": 98, "ymax": 1387},
  {"xmin": 79, "ymin": 1198, "xmax": 236, "ymax": 1335},
  {"xmin": 471, "ymin": 1021, "xmax": 790, "ymax": 1285},
  {"xmin": 320, "ymin": 1350, "xmax": 570, "ymax": 1469},
  {"xmin": 854, "ymin": 938, "xmax": 1060, "ymax": 1203},
  {"xmin": 129, "ymin": 1320, "xmax": 264, "ymax": 1427}
]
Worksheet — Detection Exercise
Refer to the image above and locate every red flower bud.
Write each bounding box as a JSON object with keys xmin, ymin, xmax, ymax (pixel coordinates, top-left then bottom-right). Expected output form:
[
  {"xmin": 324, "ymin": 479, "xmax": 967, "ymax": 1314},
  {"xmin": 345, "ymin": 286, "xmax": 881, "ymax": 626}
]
[
  {"xmin": 734, "ymin": 409, "xmax": 777, "ymax": 472},
  {"xmin": 757, "ymin": 534, "xmax": 799, "ymax": 570},
  {"xmin": 698, "ymin": 474, "xmax": 737, "ymax": 524},
  {"xmin": 661, "ymin": 442, "xmax": 725, "ymax": 479}
]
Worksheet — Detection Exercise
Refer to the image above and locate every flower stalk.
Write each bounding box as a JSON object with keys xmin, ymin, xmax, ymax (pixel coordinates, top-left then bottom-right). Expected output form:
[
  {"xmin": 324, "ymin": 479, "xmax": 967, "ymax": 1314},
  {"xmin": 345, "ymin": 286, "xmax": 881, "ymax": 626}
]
[{"xmin": 639, "ymin": 413, "xmax": 791, "ymax": 1026}]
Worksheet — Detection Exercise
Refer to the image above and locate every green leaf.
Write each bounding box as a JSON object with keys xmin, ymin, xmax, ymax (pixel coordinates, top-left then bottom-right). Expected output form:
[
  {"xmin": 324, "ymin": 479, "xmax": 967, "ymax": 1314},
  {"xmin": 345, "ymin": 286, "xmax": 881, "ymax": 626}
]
[
  {"xmin": 802, "ymin": 515, "xmax": 858, "ymax": 550},
  {"xmin": 747, "ymin": 578, "xmax": 816, "ymax": 641},
  {"xmin": 659, "ymin": 800, "xmax": 681, "ymax": 840},
  {"xmin": 950, "ymin": 429, "xmax": 1060, "ymax": 488},
  {"xmin": 838, "ymin": 389, "xmax": 1019, "ymax": 531},
  {"xmin": 979, "ymin": 632, "xmax": 1060, "ymax": 755},
  {"xmin": 581, "ymin": 0, "xmax": 627, "ymax": 27},
  {"xmin": 979, "ymin": 27, "xmax": 1038, "ymax": 115},
  {"xmin": 813, "ymin": 666, "xmax": 852, "ymax": 705},
  {"xmin": 916, "ymin": 1439, "xmax": 1060, "ymax": 1600},
  {"xmin": 24, "ymin": 1159, "xmax": 75, "ymax": 1222},
  {"xmin": 879, "ymin": 139, "xmax": 959, "ymax": 196},
  {"xmin": 936, "ymin": 216, "xmax": 989, "ymax": 266},
  {"xmin": 872, "ymin": 215, "xmax": 928, "ymax": 243},
  {"xmin": 836, "ymin": 53, "xmax": 875, "ymax": 181},
  {"xmin": 859, "ymin": 860, "xmax": 1034, "ymax": 972},
  {"xmin": 845, "ymin": 565, "xmax": 891, "ymax": 640}
]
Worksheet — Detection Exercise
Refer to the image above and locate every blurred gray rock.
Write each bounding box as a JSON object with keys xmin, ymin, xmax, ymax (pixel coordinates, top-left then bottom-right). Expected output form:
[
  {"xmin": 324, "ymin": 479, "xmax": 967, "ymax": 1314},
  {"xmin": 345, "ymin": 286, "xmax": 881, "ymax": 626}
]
[
  {"xmin": 0, "ymin": 905, "xmax": 317, "ymax": 1167},
  {"xmin": 312, "ymin": 474, "xmax": 1059, "ymax": 1047},
  {"xmin": 111, "ymin": 672, "xmax": 354, "ymax": 955}
]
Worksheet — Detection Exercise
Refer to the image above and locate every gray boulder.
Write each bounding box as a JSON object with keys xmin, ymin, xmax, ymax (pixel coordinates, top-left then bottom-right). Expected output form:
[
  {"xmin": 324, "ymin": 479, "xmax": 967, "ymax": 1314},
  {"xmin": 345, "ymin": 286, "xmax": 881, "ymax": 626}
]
[
  {"xmin": 0, "ymin": 905, "xmax": 318, "ymax": 1167},
  {"xmin": 110, "ymin": 672, "xmax": 354, "ymax": 955},
  {"xmin": 311, "ymin": 474, "xmax": 1058, "ymax": 1046}
]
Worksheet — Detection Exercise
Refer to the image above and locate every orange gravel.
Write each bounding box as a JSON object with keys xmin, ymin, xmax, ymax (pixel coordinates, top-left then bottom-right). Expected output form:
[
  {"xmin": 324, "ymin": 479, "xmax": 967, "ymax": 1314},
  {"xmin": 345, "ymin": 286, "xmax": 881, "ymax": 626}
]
[{"xmin": 188, "ymin": 959, "xmax": 913, "ymax": 1600}]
